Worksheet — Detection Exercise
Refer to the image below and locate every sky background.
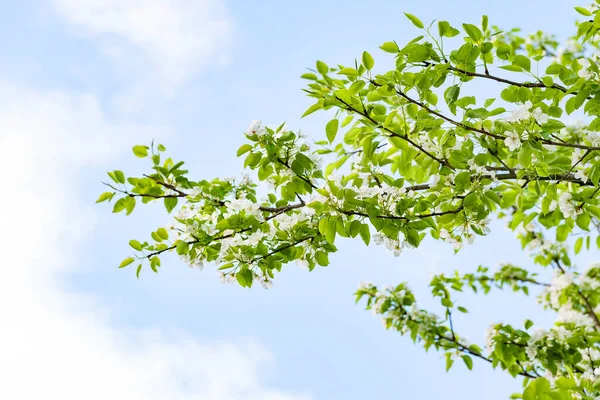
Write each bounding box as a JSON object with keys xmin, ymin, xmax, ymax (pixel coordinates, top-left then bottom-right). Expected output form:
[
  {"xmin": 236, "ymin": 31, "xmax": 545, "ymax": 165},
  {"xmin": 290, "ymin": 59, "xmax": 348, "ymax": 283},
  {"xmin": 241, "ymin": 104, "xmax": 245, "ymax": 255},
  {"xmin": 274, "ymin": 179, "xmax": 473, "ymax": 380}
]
[{"xmin": 0, "ymin": 1, "xmax": 596, "ymax": 399}]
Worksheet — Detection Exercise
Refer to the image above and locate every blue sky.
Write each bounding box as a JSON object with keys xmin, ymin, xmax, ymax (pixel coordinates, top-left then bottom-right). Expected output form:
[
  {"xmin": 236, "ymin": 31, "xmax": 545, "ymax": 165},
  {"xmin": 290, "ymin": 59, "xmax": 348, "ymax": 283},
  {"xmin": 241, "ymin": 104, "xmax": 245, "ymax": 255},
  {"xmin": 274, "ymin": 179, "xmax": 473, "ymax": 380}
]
[{"xmin": 0, "ymin": 1, "xmax": 595, "ymax": 399}]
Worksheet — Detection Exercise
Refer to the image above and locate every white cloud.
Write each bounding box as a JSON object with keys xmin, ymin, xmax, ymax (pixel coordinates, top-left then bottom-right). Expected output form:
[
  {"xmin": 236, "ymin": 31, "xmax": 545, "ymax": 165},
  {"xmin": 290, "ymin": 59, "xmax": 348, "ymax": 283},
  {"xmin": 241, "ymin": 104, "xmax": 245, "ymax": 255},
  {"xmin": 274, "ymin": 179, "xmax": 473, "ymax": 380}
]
[
  {"xmin": 52, "ymin": 0, "xmax": 232, "ymax": 87},
  {"xmin": 0, "ymin": 85, "xmax": 309, "ymax": 400}
]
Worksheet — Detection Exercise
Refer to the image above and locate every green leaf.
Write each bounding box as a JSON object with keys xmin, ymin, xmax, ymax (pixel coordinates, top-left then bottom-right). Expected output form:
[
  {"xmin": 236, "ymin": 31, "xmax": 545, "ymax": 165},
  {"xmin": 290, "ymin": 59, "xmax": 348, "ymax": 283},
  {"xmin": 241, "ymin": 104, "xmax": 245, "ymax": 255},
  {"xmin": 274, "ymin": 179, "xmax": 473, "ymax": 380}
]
[
  {"xmin": 445, "ymin": 354, "xmax": 454, "ymax": 371},
  {"xmin": 157, "ymin": 227, "xmax": 169, "ymax": 240},
  {"xmin": 119, "ymin": 257, "xmax": 135, "ymax": 268},
  {"xmin": 404, "ymin": 12, "xmax": 424, "ymax": 29},
  {"xmin": 302, "ymin": 102, "xmax": 323, "ymax": 118},
  {"xmin": 315, "ymin": 251, "xmax": 329, "ymax": 266},
  {"xmin": 339, "ymin": 67, "xmax": 358, "ymax": 77},
  {"xmin": 113, "ymin": 170, "xmax": 125, "ymax": 184},
  {"xmin": 237, "ymin": 144, "xmax": 253, "ymax": 156},
  {"xmin": 575, "ymin": 236, "xmax": 583, "ymax": 255},
  {"xmin": 463, "ymin": 23, "xmax": 482, "ymax": 41},
  {"xmin": 326, "ymin": 119, "xmax": 339, "ymax": 143},
  {"xmin": 132, "ymin": 145, "xmax": 149, "ymax": 158},
  {"xmin": 438, "ymin": 21, "xmax": 460, "ymax": 37},
  {"xmin": 481, "ymin": 15, "xmax": 488, "ymax": 32},
  {"xmin": 96, "ymin": 192, "xmax": 114, "ymax": 203},
  {"xmin": 124, "ymin": 196, "xmax": 136, "ymax": 215},
  {"xmin": 499, "ymin": 65, "xmax": 523, "ymax": 72},
  {"xmin": 513, "ymin": 55, "xmax": 531, "ymax": 72},
  {"xmin": 164, "ymin": 197, "xmax": 178, "ymax": 213},
  {"xmin": 575, "ymin": 6, "xmax": 592, "ymax": 16},
  {"xmin": 319, "ymin": 217, "xmax": 337, "ymax": 244},
  {"xmin": 301, "ymin": 73, "xmax": 318, "ymax": 80},
  {"xmin": 496, "ymin": 43, "xmax": 511, "ymax": 60},
  {"xmin": 112, "ymin": 198, "xmax": 126, "ymax": 213},
  {"xmin": 462, "ymin": 355, "xmax": 473, "ymax": 370},
  {"xmin": 524, "ymin": 319, "xmax": 534, "ymax": 329},
  {"xmin": 576, "ymin": 213, "xmax": 591, "ymax": 231},
  {"xmin": 316, "ymin": 60, "xmax": 329, "ymax": 74},
  {"xmin": 129, "ymin": 240, "xmax": 143, "ymax": 251},
  {"xmin": 136, "ymin": 264, "xmax": 142, "ymax": 279},
  {"xmin": 380, "ymin": 41, "xmax": 399, "ymax": 53},
  {"xmin": 236, "ymin": 269, "xmax": 254, "ymax": 288},
  {"xmin": 362, "ymin": 51, "xmax": 375, "ymax": 70},
  {"xmin": 157, "ymin": 144, "xmax": 166, "ymax": 152},
  {"xmin": 444, "ymin": 85, "xmax": 460, "ymax": 105},
  {"xmin": 556, "ymin": 225, "xmax": 570, "ymax": 242},
  {"xmin": 359, "ymin": 223, "xmax": 371, "ymax": 245},
  {"xmin": 518, "ymin": 147, "xmax": 532, "ymax": 167}
]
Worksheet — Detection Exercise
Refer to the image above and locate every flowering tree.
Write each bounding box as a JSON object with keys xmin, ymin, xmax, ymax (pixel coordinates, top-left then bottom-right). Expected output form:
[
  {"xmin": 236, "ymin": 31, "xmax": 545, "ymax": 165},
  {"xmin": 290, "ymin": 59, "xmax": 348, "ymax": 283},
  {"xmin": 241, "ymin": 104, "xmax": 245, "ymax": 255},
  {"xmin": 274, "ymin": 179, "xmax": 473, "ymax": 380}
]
[{"xmin": 98, "ymin": 5, "xmax": 600, "ymax": 399}]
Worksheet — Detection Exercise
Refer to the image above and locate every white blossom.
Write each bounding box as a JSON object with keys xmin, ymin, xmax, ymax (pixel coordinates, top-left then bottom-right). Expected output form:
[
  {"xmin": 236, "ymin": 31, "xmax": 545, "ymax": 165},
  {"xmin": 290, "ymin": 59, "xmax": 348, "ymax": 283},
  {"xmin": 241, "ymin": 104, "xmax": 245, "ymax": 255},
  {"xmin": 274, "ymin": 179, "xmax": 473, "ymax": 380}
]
[
  {"xmin": 558, "ymin": 192, "xmax": 578, "ymax": 219},
  {"xmin": 532, "ymin": 107, "xmax": 549, "ymax": 124},
  {"xmin": 506, "ymin": 101, "xmax": 532, "ymax": 123},
  {"xmin": 504, "ymin": 130, "xmax": 521, "ymax": 151},
  {"xmin": 247, "ymin": 120, "xmax": 267, "ymax": 136}
]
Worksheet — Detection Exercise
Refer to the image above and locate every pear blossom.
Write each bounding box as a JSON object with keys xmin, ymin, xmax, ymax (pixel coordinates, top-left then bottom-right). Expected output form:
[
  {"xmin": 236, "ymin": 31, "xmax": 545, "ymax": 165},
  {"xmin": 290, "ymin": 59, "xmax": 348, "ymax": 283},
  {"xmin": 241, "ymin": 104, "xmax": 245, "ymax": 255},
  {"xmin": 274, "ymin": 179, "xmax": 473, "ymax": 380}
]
[
  {"xmin": 578, "ymin": 58, "xmax": 593, "ymax": 79},
  {"xmin": 532, "ymin": 107, "xmax": 549, "ymax": 124},
  {"xmin": 504, "ymin": 130, "xmax": 521, "ymax": 151},
  {"xmin": 246, "ymin": 120, "xmax": 267, "ymax": 136},
  {"xmin": 506, "ymin": 101, "xmax": 532, "ymax": 123}
]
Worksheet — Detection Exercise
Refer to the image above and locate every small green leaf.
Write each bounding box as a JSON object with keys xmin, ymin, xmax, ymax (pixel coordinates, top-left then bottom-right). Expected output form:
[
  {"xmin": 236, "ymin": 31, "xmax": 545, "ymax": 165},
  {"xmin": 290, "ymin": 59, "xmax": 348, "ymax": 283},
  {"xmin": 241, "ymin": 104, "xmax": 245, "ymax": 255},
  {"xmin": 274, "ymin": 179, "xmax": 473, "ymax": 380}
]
[
  {"xmin": 301, "ymin": 73, "xmax": 318, "ymax": 80},
  {"xmin": 129, "ymin": 240, "xmax": 143, "ymax": 251},
  {"xmin": 96, "ymin": 192, "xmax": 114, "ymax": 203},
  {"xmin": 326, "ymin": 119, "xmax": 339, "ymax": 143},
  {"xmin": 556, "ymin": 224, "xmax": 570, "ymax": 242},
  {"xmin": 404, "ymin": 12, "xmax": 424, "ymax": 29},
  {"xmin": 157, "ymin": 227, "xmax": 169, "ymax": 240},
  {"xmin": 113, "ymin": 170, "xmax": 125, "ymax": 184},
  {"xmin": 575, "ymin": 6, "xmax": 592, "ymax": 16},
  {"xmin": 112, "ymin": 198, "xmax": 126, "ymax": 213},
  {"xmin": 236, "ymin": 269, "xmax": 254, "ymax": 288},
  {"xmin": 119, "ymin": 257, "xmax": 135, "ymax": 268},
  {"xmin": 165, "ymin": 197, "xmax": 178, "ymax": 213},
  {"xmin": 359, "ymin": 224, "xmax": 371, "ymax": 245},
  {"xmin": 132, "ymin": 145, "xmax": 149, "ymax": 158},
  {"xmin": 524, "ymin": 319, "xmax": 534, "ymax": 330},
  {"xmin": 316, "ymin": 60, "xmax": 329, "ymax": 75},
  {"xmin": 315, "ymin": 251, "xmax": 329, "ymax": 266},
  {"xmin": 136, "ymin": 264, "xmax": 142, "ymax": 279},
  {"xmin": 513, "ymin": 55, "xmax": 531, "ymax": 72},
  {"xmin": 575, "ymin": 236, "xmax": 583, "ymax": 255},
  {"xmin": 362, "ymin": 51, "xmax": 375, "ymax": 70},
  {"xmin": 380, "ymin": 41, "xmax": 399, "ymax": 53},
  {"xmin": 462, "ymin": 355, "xmax": 473, "ymax": 370},
  {"xmin": 463, "ymin": 23, "xmax": 482, "ymax": 41},
  {"xmin": 237, "ymin": 144, "xmax": 253, "ymax": 156},
  {"xmin": 444, "ymin": 85, "xmax": 460, "ymax": 105},
  {"xmin": 302, "ymin": 102, "xmax": 323, "ymax": 118},
  {"xmin": 339, "ymin": 67, "xmax": 358, "ymax": 77},
  {"xmin": 124, "ymin": 196, "xmax": 136, "ymax": 215}
]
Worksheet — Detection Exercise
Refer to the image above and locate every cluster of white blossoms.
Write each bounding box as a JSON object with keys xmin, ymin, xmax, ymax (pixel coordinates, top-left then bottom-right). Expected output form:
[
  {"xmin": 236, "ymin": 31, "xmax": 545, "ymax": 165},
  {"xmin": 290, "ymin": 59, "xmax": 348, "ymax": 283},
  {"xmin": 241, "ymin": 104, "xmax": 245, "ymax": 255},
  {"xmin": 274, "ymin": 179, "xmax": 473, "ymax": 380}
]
[
  {"xmin": 373, "ymin": 233, "xmax": 405, "ymax": 256},
  {"xmin": 485, "ymin": 323, "xmax": 500, "ymax": 351},
  {"xmin": 549, "ymin": 192, "xmax": 580, "ymax": 220},
  {"xmin": 247, "ymin": 119, "xmax": 268, "ymax": 137},
  {"xmin": 541, "ymin": 271, "xmax": 574, "ymax": 309},
  {"xmin": 224, "ymin": 196, "xmax": 264, "ymax": 221},
  {"xmin": 503, "ymin": 102, "xmax": 550, "ymax": 151},
  {"xmin": 439, "ymin": 228, "xmax": 463, "ymax": 250},
  {"xmin": 577, "ymin": 58, "xmax": 595, "ymax": 80}
]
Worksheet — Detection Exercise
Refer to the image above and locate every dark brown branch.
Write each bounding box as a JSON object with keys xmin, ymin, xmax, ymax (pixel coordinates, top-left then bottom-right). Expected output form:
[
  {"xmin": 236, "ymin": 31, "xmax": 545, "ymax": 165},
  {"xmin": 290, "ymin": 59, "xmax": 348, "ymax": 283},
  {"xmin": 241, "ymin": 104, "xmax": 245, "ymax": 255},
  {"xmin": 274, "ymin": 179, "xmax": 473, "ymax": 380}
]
[
  {"xmin": 423, "ymin": 62, "xmax": 570, "ymax": 94},
  {"xmin": 333, "ymin": 96, "xmax": 453, "ymax": 168},
  {"xmin": 368, "ymin": 80, "xmax": 600, "ymax": 152}
]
